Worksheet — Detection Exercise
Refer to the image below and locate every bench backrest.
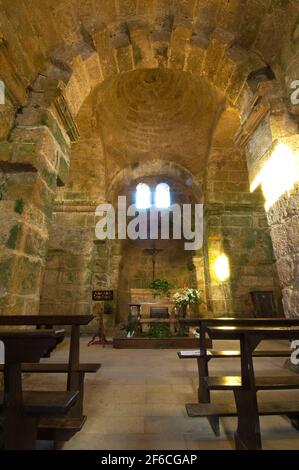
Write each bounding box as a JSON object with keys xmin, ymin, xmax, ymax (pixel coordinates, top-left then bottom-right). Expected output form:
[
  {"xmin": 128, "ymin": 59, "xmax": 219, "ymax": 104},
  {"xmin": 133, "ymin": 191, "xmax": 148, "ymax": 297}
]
[
  {"xmin": 207, "ymin": 325, "xmax": 299, "ymax": 341},
  {"xmin": 180, "ymin": 317, "xmax": 299, "ymax": 350},
  {"xmin": 0, "ymin": 315, "xmax": 94, "ymax": 326},
  {"xmin": 0, "ymin": 330, "xmax": 64, "ymax": 363}
]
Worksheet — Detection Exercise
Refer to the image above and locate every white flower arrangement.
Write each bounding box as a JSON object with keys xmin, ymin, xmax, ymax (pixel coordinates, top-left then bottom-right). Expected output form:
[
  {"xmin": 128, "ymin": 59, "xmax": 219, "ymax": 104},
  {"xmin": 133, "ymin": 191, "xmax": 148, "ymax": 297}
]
[{"xmin": 173, "ymin": 287, "xmax": 201, "ymax": 307}]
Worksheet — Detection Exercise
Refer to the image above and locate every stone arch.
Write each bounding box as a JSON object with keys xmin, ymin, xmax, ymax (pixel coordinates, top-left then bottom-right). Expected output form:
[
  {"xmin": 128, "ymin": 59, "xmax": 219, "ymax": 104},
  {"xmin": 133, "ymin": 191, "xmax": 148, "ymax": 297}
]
[
  {"xmin": 106, "ymin": 159, "xmax": 203, "ymax": 204},
  {"xmin": 0, "ymin": 16, "xmax": 268, "ymax": 211},
  {"xmin": 19, "ymin": 16, "xmax": 267, "ymax": 136},
  {"xmin": 6, "ymin": 26, "xmax": 265, "ymax": 276},
  {"xmin": 106, "ymin": 160, "xmax": 207, "ymax": 322},
  {"xmin": 0, "ymin": 10, "xmax": 287, "ymax": 317}
]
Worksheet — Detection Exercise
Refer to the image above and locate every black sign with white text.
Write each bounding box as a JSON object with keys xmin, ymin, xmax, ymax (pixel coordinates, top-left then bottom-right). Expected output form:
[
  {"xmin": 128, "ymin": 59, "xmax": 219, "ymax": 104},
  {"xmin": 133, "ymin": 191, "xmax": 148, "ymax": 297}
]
[{"xmin": 92, "ymin": 290, "xmax": 114, "ymax": 301}]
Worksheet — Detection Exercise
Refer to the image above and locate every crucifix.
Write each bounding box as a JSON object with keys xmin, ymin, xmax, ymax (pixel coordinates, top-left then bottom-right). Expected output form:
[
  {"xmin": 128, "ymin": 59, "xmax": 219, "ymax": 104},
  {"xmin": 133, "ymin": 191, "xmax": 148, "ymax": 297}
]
[{"xmin": 143, "ymin": 244, "xmax": 164, "ymax": 281}]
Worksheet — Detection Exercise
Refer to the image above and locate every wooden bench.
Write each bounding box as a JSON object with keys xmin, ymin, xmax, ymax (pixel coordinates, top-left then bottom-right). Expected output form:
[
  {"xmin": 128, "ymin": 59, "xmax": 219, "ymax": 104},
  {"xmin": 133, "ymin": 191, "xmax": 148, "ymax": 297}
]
[
  {"xmin": 0, "ymin": 315, "xmax": 101, "ymax": 447},
  {"xmin": 187, "ymin": 401, "xmax": 299, "ymax": 418},
  {"xmin": 0, "ymin": 329, "xmax": 79, "ymax": 450},
  {"xmin": 0, "ymin": 391, "xmax": 78, "ymax": 415},
  {"xmin": 187, "ymin": 325, "xmax": 299, "ymax": 450},
  {"xmin": 0, "ymin": 363, "xmax": 101, "ymax": 373},
  {"xmin": 179, "ymin": 317, "xmax": 299, "ymax": 436}
]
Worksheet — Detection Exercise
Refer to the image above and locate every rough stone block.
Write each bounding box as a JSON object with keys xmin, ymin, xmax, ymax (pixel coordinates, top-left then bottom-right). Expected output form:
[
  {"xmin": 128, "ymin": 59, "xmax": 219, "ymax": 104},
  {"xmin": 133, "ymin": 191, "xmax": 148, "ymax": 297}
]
[{"xmin": 276, "ymin": 256, "xmax": 295, "ymax": 288}]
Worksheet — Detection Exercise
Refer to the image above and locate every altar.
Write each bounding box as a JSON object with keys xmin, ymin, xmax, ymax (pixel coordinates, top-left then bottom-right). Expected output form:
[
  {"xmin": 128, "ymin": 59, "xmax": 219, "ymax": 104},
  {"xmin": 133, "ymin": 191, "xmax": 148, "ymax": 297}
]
[{"xmin": 130, "ymin": 288, "xmax": 176, "ymax": 319}]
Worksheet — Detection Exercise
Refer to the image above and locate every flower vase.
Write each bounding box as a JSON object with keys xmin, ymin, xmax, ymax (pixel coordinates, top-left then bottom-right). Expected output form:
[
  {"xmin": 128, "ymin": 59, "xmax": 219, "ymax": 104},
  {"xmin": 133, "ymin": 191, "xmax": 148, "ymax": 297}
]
[{"xmin": 178, "ymin": 304, "xmax": 187, "ymax": 318}]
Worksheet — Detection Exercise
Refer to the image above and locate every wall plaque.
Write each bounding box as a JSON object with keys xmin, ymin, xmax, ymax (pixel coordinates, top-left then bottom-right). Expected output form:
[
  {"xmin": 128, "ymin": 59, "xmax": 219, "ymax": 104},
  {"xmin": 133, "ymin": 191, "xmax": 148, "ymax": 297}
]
[{"xmin": 92, "ymin": 290, "xmax": 114, "ymax": 301}]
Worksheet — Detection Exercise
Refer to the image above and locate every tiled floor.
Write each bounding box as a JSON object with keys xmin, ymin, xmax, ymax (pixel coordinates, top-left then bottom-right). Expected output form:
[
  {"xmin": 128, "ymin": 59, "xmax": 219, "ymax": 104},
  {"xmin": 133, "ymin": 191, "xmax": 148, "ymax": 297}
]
[{"xmin": 24, "ymin": 338, "xmax": 299, "ymax": 450}]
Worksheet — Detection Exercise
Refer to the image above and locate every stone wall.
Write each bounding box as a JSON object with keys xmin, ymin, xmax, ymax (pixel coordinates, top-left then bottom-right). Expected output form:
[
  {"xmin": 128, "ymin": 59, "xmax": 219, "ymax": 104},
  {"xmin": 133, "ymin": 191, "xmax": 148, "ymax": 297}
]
[
  {"xmin": 266, "ymin": 185, "xmax": 299, "ymax": 318},
  {"xmin": 205, "ymin": 147, "xmax": 281, "ymax": 316},
  {"xmin": 39, "ymin": 209, "xmax": 95, "ymax": 324},
  {"xmin": 56, "ymin": 137, "xmax": 106, "ymax": 205},
  {"xmin": 0, "ymin": 120, "xmax": 71, "ymax": 314},
  {"xmin": 117, "ymin": 238, "xmax": 198, "ymax": 323},
  {"xmin": 92, "ymin": 239, "xmax": 121, "ymax": 331},
  {"xmin": 205, "ymin": 204, "xmax": 281, "ymax": 316},
  {"xmin": 2, "ymin": 0, "xmax": 298, "ymax": 323},
  {"xmin": 113, "ymin": 175, "xmax": 203, "ymax": 322},
  {"xmin": 0, "ymin": 95, "xmax": 16, "ymax": 142},
  {"xmin": 240, "ymin": 81, "xmax": 299, "ymax": 319}
]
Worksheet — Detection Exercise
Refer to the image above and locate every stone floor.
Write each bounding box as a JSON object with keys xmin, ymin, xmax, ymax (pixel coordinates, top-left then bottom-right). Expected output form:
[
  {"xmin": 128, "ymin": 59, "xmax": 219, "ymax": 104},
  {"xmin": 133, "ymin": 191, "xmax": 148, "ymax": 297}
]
[{"xmin": 24, "ymin": 338, "xmax": 299, "ymax": 450}]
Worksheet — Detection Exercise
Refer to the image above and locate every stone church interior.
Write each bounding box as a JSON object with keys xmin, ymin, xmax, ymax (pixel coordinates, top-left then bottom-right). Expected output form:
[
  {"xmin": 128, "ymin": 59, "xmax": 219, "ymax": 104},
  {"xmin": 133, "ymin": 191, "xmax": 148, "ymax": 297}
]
[{"xmin": 1, "ymin": 0, "xmax": 299, "ymax": 453}]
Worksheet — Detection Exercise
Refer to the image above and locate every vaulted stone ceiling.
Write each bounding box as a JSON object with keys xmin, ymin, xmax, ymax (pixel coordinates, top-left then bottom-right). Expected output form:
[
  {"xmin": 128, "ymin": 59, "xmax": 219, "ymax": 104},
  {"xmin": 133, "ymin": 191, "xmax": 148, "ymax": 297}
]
[
  {"xmin": 0, "ymin": 0, "xmax": 298, "ymax": 107},
  {"xmin": 77, "ymin": 68, "xmax": 224, "ymax": 175},
  {"xmin": 1, "ymin": 0, "xmax": 299, "ymax": 194}
]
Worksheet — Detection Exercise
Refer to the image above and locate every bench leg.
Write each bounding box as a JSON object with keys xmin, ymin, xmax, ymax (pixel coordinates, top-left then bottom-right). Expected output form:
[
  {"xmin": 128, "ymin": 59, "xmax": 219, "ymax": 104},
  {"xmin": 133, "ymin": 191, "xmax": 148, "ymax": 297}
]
[
  {"xmin": 67, "ymin": 371, "xmax": 85, "ymax": 418},
  {"xmin": 67, "ymin": 325, "xmax": 84, "ymax": 418},
  {"xmin": 234, "ymin": 389, "xmax": 262, "ymax": 450},
  {"xmin": 290, "ymin": 417, "xmax": 299, "ymax": 431},
  {"xmin": 54, "ymin": 440, "xmax": 66, "ymax": 450},
  {"xmin": 197, "ymin": 358, "xmax": 220, "ymax": 437},
  {"xmin": 4, "ymin": 412, "xmax": 38, "ymax": 450},
  {"xmin": 3, "ymin": 362, "xmax": 38, "ymax": 450}
]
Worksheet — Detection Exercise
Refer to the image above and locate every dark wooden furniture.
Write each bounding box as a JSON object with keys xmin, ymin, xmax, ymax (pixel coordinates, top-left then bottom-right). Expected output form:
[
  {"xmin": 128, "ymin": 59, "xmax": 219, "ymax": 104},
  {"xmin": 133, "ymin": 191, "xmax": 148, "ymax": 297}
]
[
  {"xmin": 150, "ymin": 307, "xmax": 169, "ymax": 319},
  {"xmin": 250, "ymin": 291, "xmax": 277, "ymax": 317},
  {"xmin": 139, "ymin": 318, "xmax": 177, "ymax": 326},
  {"xmin": 129, "ymin": 303, "xmax": 142, "ymax": 319},
  {"xmin": 0, "ymin": 329, "xmax": 79, "ymax": 450},
  {"xmin": 179, "ymin": 317, "xmax": 299, "ymax": 436},
  {"xmin": 187, "ymin": 324, "xmax": 299, "ymax": 450},
  {"xmin": 0, "ymin": 315, "xmax": 101, "ymax": 446}
]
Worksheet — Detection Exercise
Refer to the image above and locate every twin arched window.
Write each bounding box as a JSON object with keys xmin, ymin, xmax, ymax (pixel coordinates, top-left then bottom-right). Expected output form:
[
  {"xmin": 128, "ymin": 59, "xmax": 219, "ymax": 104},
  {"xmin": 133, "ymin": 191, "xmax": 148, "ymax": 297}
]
[{"xmin": 136, "ymin": 183, "xmax": 170, "ymax": 209}]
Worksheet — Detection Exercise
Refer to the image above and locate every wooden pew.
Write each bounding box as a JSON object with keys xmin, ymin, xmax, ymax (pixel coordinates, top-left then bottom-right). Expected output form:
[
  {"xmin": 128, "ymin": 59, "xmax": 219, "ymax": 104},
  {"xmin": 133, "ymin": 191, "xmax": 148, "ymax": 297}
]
[
  {"xmin": 0, "ymin": 315, "xmax": 101, "ymax": 446},
  {"xmin": 179, "ymin": 318, "xmax": 299, "ymax": 435},
  {"xmin": 187, "ymin": 325, "xmax": 299, "ymax": 450},
  {"xmin": 0, "ymin": 329, "xmax": 79, "ymax": 450}
]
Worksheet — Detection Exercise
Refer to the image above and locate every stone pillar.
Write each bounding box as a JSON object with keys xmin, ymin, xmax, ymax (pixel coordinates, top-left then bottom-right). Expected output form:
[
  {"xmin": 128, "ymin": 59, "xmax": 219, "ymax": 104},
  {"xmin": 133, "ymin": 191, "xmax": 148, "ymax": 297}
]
[
  {"xmin": 239, "ymin": 81, "xmax": 299, "ymax": 317},
  {"xmin": 39, "ymin": 208, "xmax": 94, "ymax": 321},
  {"xmin": 0, "ymin": 123, "xmax": 70, "ymax": 314},
  {"xmin": 92, "ymin": 239, "xmax": 121, "ymax": 332},
  {"xmin": 240, "ymin": 81, "xmax": 299, "ymax": 318},
  {"xmin": 204, "ymin": 201, "xmax": 279, "ymax": 317},
  {"xmin": 192, "ymin": 255, "xmax": 208, "ymax": 315},
  {"xmin": 205, "ymin": 229, "xmax": 233, "ymax": 316},
  {"xmin": 267, "ymin": 184, "xmax": 299, "ymax": 317}
]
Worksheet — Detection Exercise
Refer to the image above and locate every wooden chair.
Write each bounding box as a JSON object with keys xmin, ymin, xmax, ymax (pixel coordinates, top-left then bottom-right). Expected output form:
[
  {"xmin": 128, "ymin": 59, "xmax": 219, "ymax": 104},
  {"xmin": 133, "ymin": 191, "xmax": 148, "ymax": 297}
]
[{"xmin": 250, "ymin": 291, "xmax": 277, "ymax": 317}]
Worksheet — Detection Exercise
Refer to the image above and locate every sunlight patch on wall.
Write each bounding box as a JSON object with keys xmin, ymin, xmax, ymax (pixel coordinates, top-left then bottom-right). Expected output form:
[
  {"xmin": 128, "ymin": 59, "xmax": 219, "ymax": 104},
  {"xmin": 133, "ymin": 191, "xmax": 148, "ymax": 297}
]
[
  {"xmin": 214, "ymin": 254, "xmax": 230, "ymax": 282},
  {"xmin": 250, "ymin": 144, "xmax": 299, "ymax": 210}
]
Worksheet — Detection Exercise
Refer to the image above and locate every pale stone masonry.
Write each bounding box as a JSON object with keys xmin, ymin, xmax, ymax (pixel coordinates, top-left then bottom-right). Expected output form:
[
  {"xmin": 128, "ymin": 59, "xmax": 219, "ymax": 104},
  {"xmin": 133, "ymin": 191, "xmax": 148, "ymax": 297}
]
[{"xmin": 0, "ymin": 1, "xmax": 299, "ymax": 326}]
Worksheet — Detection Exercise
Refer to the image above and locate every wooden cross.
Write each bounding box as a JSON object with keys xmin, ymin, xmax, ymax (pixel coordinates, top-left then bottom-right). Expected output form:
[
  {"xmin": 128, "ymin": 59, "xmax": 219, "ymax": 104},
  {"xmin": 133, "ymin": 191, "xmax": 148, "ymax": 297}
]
[{"xmin": 143, "ymin": 244, "xmax": 164, "ymax": 281}]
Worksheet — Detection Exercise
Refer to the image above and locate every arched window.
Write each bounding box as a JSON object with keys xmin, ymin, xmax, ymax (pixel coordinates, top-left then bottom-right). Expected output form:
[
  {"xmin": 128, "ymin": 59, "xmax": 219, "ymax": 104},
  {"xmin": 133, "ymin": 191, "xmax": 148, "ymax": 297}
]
[
  {"xmin": 136, "ymin": 183, "xmax": 151, "ymax": 209},
  {"xmin": 155, "ymin": 183, "xmax": 171, "ymax": 208}
]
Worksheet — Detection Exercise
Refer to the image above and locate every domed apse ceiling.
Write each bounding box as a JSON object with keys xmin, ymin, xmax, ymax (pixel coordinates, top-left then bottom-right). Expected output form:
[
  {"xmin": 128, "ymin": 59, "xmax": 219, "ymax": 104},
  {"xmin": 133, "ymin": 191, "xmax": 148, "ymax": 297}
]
[{"xmin": 77, "ymin": 68, "xmax": 226, "ymax": 178}]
